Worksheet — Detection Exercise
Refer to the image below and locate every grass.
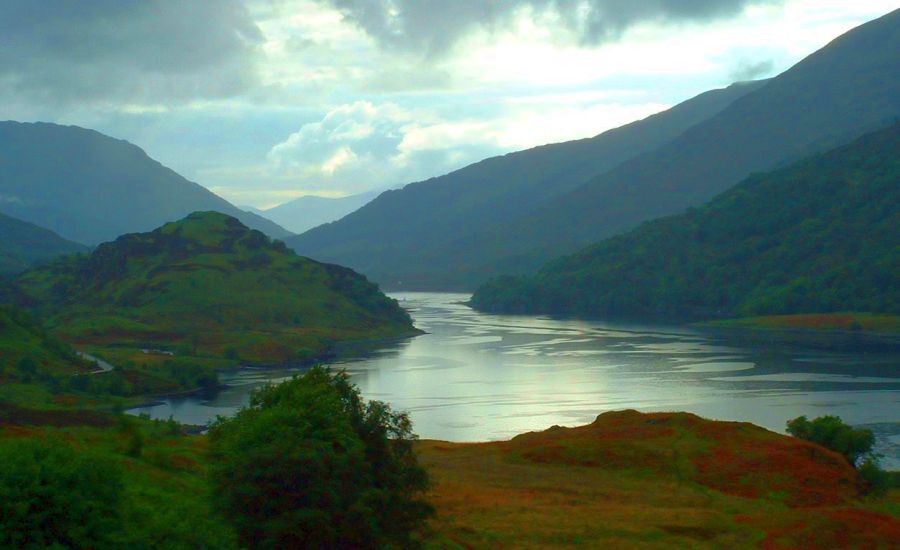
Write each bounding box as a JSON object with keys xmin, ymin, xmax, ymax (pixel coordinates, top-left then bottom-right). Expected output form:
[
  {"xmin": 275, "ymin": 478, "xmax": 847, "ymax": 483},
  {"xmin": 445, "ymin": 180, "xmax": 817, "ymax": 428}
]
[
  {"xmin": 1, "ymin": 403, "xmax": 897, "ymax": 548},
  {"xmin": 702, "ymin": 312, "xmax": 900, "ymax": 334},
  {"xmin": 418, "ymin": 410, "xmax": 900, "ymax": 549}
]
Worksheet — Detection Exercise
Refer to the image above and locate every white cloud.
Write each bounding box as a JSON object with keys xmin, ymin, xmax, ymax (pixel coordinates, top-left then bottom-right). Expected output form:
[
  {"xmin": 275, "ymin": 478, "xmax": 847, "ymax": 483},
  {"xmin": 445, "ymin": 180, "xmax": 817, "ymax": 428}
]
[{"xmin": 1, "ymin": 0, "xmax": 893, "ymax": 209}]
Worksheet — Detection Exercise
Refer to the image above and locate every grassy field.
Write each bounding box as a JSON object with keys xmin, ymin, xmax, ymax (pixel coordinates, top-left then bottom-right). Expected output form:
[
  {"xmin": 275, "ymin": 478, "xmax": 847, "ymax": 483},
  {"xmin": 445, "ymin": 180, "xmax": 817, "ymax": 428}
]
[
  {"xmin": 1, "ymin": 405, "xmax": 897, "ymax": 548},
  {"xmin": 702, "ymin": 313, "xmax": 900, "ymax": 334},
  {"xmin": 418, "ymin": 410, "xmax": 900, "ymax": 549}
]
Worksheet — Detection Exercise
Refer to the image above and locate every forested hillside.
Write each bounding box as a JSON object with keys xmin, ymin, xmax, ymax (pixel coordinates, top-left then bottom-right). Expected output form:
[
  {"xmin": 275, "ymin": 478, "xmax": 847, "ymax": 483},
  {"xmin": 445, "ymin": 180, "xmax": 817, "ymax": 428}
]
[{"xmin": 471, "ymin": 123, "xmax": 900, "ymax": 319}]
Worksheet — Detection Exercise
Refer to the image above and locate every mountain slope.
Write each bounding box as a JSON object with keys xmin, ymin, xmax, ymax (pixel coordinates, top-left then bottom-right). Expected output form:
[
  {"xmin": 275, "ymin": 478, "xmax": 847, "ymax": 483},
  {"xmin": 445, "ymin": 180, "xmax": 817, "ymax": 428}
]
[
  {"xmin": 0, "ymin": 305, "xmax": 93, "ymax": 381},
  {"xmin": 11, "ymin": 212, "xmax": 417, "ymax": 364},
  {"xmin": 292, "ymin": 9, "xmax": 900, "ymax": 290},
  {"xmin": 261, "ymin": 189, "xmax": 382, "ymax": 234},
  {"xmin": 0, "ymin": 212, "xmax": 87, "ymax": 275},
  {"xmin": 287, "ymin": 81, "xmax": 767, "ymax": 289},
  {"xmin": 473, "ymin": 8, "xmax": 900, "ymax": 272},
  {"xmin": 471, "ymin": 123, "xmax": 900, "ymax": 319},
  {"xmin": 0, "ymin": 122, "xmax": 291, "ymax": 245}
]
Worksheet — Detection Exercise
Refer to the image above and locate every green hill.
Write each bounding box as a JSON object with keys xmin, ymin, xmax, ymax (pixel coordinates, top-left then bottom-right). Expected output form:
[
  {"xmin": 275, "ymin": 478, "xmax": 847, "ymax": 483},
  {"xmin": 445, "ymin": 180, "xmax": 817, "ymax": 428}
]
[
  {"xmin": 11, "ymin": 212, "xmax": 417, "ymax": 366},
  {"xmin": 0, "ymin": 212, "xmax": 88, "ymax": 275},
  {"xmin": 471, "ymin": 123, "xmax": 900, "ymax": 321},
  {"xmin": 0, "ymin": 121, "xmax": 291, "ymax": 245},
  {"xmin": 286, "ymin": 81, "xmax": 766, "ymax": 289}
]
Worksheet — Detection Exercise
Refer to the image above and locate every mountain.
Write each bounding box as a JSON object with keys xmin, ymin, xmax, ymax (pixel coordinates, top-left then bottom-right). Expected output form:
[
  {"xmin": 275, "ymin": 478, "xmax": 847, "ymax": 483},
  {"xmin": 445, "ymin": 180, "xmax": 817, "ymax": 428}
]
[
  {"xmin": 0, "ymin": 212, "xmax": 87, "ymax": 275},
  {"xmin": 468, "ymin": 9, "xmax": 900, "ymax": 278},
  {"xmin": 11, "ymin": 212, "xmax": 418, "ymax": 364},
  {"xmin": 290, "ymin": 9, "xmax": 900, "ymax": 291},
  {"xmin": 0, "ymin": 122, "xmax": 292, "ymax": 245},
  {"xmin": 286, "ymin": 80, "xmax": 768, "ymax": 289},
  {"xmin": 259, "ymin": 190, "xmax": 383, "ymax": 234},
  {"xmin": 471, "ymin": 123, "xmax": 900, "ymax": 320}
]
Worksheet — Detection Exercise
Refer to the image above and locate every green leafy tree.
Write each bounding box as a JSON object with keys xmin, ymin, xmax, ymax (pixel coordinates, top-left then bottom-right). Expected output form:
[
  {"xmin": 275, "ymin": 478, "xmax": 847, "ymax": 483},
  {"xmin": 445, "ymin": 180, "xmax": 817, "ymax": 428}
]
[
  {"xmin": 0, "ymin": 438, "xmax": 124, "ymax": 549},
  {"xmin": 786, "ymin": 415, "xmax": 875, "ymax": 465},
  {"xmin": 208, "ymin": 366, "xmax": 432, "ymax": 549}
]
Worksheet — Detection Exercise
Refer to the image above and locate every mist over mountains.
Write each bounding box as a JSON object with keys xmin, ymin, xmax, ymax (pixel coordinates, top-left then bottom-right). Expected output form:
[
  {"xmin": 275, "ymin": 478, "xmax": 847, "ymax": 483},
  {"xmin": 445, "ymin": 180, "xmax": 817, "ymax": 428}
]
[
  {"xmin": 0, "ymin": 122, "xmax": 291, "ymax": 245},
  {"xmin": 251, "ymin": 189, "xmax": 383, "ymax": 235}
]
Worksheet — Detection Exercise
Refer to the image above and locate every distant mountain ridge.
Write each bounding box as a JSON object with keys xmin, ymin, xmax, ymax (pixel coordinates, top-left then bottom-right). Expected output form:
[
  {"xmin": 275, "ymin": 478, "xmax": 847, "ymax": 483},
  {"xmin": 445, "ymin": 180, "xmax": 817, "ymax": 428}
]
[
  {"xmin": 0, "ymin": 212, "xmax": 87, "ymax": 275},
  {"xmin": 471, "ymin": 123, "xmax": 900, "ymax": 319},
  {"xmin": 286, "ymin": 80, "xmax": 768, "ymax": 289},
  {"xmin": 0, "ymin": 122, "xmax": 292, "ymax": 245},
  {"xmin": 256, "ymin": 189, "xmax": 383, "ymax": 234},
  {"xmin": 289, "ymin": 9, "xmax": 900, "ymax": 290},
  {"xmin": 469, "ymin": 8, "xmax": 900, "ymax": 274}
]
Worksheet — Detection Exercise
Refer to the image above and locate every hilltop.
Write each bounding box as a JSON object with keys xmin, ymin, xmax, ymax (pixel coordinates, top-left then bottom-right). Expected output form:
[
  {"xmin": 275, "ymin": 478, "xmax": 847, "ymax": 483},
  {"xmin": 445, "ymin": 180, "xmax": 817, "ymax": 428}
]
[
  {"xmin": 472, "ymin": 123, "xmax": 900, "ymax": 321},
  {"xmin": 11, "ymin": 212, "xmax": 418, "ymax": 370}
]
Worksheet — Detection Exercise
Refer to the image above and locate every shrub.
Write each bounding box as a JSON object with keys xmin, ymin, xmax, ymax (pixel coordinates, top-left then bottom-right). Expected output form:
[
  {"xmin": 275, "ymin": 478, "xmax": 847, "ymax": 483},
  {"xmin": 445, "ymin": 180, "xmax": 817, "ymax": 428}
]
[
  {"xmin": 786, "ymin": 415, "xmax": 875, "ymax": 466},
  {"xmin": 0, "ymin": 438, "xmax": 124, "ymax": 549},
  {"xmin": 858, "ymin": 457, "xmax": 892, "ymax": 496},
  {"xmin": 208, "ymin": 366, "xmax": 432, "ymax": 549}
]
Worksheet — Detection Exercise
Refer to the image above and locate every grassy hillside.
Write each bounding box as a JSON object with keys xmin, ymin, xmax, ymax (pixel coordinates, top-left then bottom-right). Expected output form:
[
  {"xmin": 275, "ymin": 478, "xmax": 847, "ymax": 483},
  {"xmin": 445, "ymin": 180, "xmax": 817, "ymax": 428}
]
[
  {"xmin": 469, "ymin": 9, "xmax": 900, "ymax": 281},
  {"xmin": 11, "ymin": 212, "xmax": 418, "ymax": 372},
  {"xmin": 420, "ymin": 410, "xmax": 899, "ymax": 549},
  {"xmin": 0, "ymin": 212, "xmax": 87, "ymax": 275},
  {"xmin": 0, "ymin": 305, "xmax": 92, "ymax": 381},
  {"xmin": 287, "ymin": 81, "xmax": 766, "ymax": 289},
  {"xmin": 472, "ymin": 123, "xmax": 900, "ymax": 322},
  {"xmin": 2, "ymin": 408, "xmax": 894, "ymax": 549},
  {"xmin": 0, "ymin": 121, "xmax": 291, "ymax": 244}
]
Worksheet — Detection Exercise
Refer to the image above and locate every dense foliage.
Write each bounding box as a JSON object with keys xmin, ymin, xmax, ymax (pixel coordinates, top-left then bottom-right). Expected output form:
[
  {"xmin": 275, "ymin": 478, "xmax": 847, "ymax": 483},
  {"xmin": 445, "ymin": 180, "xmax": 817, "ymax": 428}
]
[
  {"xmin": 10, "ymin": 212, "xmax": 416, "ymax": 366},
  {"xmin": 786, "ymin": 415, "xmax": 876, "ymax": 466},
  {"xmin": 208, "ymin": 366, "xmax": 432, "ymax": 549},
  {"xmin": 472, "ymin": 123, "xmax": 900, "ymax": 320},
  {"xmin": 0, "ymin": 438, "xmax": 124, "ymax": 549}
]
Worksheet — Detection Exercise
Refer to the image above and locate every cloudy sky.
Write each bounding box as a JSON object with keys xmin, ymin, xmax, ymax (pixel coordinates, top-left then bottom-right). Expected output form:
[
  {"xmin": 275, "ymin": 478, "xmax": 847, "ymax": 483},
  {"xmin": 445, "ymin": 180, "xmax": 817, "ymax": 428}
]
[{"xmin": 1, "ymin": 1, "xmax": 895, "ymax": 208}]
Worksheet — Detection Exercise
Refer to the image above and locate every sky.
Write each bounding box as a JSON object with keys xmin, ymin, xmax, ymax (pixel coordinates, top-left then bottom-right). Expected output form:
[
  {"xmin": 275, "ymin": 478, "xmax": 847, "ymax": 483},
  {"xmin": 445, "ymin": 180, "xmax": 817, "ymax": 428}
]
[{"xmin": 1, "ymin": 1, "xmax": 895, "ymax": 208}]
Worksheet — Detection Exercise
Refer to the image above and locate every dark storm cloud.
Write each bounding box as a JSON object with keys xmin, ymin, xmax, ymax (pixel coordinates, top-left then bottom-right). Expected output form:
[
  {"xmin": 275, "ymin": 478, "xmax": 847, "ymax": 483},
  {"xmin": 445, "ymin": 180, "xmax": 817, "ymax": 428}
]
[
  {"xmin": 0, "ymin": 1, "xmax": 263, "ymax": 106},
  {"xmin": 325, "ymin": 0, "xmax": 783, "ymax": 54}
]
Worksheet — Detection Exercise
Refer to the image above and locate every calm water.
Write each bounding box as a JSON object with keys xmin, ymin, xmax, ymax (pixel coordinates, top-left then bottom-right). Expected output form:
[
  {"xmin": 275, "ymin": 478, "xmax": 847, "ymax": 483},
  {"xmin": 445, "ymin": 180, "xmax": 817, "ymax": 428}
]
[{"xmin": 131, "ymin": 292, "xmax": 900, "ymax": 467}]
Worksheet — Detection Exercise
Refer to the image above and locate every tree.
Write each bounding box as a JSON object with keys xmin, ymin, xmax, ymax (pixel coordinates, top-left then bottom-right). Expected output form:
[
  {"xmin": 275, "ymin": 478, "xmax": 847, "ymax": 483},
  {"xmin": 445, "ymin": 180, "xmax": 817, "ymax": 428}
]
[
  {"xmin": 208, "ymin": 366, "xmax": 432, "ymax": 549},
  {"xmin": 786, "ymin": 415, "xmax": 875, "ymax": 466},
  {"xmin": 0, "ymin": 438, "xmax": 124, "ymax": 549}
]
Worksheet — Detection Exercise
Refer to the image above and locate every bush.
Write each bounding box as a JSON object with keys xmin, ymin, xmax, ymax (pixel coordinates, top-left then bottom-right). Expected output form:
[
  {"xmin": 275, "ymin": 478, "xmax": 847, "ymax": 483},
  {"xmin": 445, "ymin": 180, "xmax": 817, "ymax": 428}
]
[
  {"xmin": 0, "ymin": 438, "xmax": 124, "ymax": 549},
  {"xmin": 786, "ymin": 415, "xmax": 875, "ymax": 466},
  {"xmin": 858, "ymin": 457, "xmax": 892, "ymax": 496},
  {"xmin": 209, "ymin": 366, "xmax": 432, "ymax": 549}
]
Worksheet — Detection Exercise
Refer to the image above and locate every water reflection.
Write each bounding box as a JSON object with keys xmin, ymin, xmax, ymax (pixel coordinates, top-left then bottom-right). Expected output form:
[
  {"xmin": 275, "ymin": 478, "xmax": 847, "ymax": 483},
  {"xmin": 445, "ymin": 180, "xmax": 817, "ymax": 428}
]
[{"xmin": 130, "ymin": 292, "xmax": 900, "ymax": 467}]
